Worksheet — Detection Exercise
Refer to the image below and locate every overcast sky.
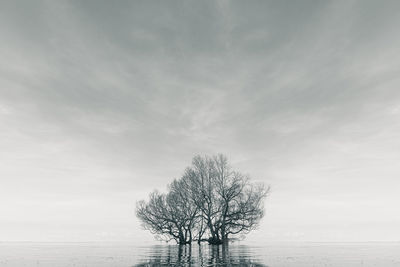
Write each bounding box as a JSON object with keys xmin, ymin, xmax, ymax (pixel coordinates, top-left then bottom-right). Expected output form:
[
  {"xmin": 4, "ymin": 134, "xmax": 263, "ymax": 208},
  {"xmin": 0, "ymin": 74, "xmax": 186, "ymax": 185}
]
[{"xmin": 1, "ymin": 0, "xmax": 400, "ymax": 243}]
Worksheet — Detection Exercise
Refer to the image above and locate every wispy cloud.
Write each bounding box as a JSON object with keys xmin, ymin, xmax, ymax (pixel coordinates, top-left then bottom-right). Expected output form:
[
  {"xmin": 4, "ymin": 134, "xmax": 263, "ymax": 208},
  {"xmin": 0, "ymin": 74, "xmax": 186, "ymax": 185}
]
[{"xmin": 0, "ymin": 0, "xmax": 400, "ymax": 242}]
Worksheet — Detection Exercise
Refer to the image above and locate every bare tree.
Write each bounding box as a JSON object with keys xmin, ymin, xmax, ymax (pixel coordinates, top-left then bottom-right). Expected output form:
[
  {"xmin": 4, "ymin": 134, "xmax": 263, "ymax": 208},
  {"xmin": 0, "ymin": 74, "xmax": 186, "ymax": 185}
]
[
  {"xmin": 136, "ymin": 191, "xmax": 180, "ymax": 242},
  {"xmin": 168, "ymin": 178, "xmax": 200, "ymax": 244},
  {"xmin": 136, "ymin": 154, "xmax": 269, "ymax": 245},
  {"xmin": 186, "ymin": 154, "xmax": 269, "ymax": 244}
]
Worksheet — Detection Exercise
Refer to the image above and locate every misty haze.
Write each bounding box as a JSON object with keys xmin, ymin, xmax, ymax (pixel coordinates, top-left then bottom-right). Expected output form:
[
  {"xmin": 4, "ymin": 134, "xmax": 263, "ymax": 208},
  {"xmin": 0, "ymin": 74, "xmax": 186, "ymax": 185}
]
[{"xmin": 1, "ymin": 0, "xmax": 400, "ymax": 266}]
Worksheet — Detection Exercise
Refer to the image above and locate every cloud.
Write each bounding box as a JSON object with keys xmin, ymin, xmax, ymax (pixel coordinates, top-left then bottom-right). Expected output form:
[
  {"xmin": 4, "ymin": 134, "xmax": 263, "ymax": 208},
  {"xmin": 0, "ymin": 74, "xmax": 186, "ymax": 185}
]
[{"xmin": 0, "ymin": 0, "xmax": 400, "ymax": 241}]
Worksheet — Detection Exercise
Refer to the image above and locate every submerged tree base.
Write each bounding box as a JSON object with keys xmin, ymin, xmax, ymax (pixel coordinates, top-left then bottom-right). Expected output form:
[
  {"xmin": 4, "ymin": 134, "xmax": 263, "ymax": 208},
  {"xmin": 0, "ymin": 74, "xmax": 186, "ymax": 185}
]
[
  {"xmin": 177, "ymin": 241, "xmax": 192, "ymax": 245},
  {"xmin": 178, "ymin": 239, "xmax": 225, "ymax": 245},
  {"xmin": 207, "ymin": 237, "xmax": 225, "ymax": 245}
]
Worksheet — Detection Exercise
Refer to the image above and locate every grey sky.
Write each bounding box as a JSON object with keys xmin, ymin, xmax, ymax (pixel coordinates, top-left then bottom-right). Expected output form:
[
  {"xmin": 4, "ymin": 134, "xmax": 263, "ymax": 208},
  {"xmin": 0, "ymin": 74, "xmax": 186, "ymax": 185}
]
[{"xmin": 1, "ymin": 0, "xmax": 400, "ymax": 242}]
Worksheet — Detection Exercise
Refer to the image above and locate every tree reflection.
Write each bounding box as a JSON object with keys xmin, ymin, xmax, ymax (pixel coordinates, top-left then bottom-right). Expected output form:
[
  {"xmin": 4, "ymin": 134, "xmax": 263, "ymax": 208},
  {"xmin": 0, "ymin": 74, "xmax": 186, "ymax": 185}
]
[{"xmin": 134, "ymin": 244, "xmax": 266, "ymax": 266}]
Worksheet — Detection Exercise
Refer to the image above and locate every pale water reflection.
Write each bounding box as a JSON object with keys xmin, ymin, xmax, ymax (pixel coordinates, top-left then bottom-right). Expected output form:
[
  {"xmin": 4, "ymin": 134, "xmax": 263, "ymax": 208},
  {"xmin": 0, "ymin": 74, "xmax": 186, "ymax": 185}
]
[
  {"xmin": 1, "ymin": 242, "xmax": 400, "ymax": 266},
  {"xmin": 134, "ymin": 244, "xmax": 266, "ymax": 266}
]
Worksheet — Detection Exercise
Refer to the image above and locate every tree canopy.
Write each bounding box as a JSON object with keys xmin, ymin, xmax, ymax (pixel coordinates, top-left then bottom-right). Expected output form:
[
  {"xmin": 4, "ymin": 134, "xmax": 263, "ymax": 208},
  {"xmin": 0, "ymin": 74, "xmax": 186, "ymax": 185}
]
[{"xmin": 136, "ymin": 154, "xmax": 269, "ymax": 245}]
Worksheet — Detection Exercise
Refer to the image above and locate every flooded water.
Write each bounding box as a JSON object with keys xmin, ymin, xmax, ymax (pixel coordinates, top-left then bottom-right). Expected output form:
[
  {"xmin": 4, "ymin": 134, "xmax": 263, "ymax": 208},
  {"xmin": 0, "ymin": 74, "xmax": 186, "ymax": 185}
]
[{"xmin": 0, "ymin": 242, "xmax": 399, "ymax": 266}]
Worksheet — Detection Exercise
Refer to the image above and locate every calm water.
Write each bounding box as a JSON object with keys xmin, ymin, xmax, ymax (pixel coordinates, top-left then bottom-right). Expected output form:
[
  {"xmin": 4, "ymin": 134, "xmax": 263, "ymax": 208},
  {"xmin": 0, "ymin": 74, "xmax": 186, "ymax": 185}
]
[{"xmin": 0, "ymin": 242, "xmax": 399, "ymax": 266}]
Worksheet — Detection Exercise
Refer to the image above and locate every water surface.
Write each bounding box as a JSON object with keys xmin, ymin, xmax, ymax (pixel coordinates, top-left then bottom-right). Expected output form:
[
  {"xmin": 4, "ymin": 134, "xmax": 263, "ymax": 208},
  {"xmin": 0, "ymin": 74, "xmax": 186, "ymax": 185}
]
[{"xmin": 0, "ymin": 242, "xmax": 399, "ymax": 266}]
